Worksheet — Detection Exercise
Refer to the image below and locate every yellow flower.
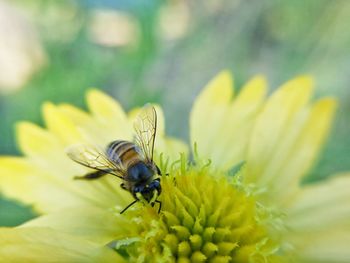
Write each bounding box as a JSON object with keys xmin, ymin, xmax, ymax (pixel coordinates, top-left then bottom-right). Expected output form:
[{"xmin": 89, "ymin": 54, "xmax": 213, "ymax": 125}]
[{"xmin": 0, "ymin": 71, "xmax": 348, "ymax": 262}]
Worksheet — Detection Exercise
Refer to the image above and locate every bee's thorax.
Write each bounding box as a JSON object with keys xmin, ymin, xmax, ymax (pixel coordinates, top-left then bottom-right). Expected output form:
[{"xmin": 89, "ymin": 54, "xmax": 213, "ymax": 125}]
[{"xmin": 127, "ymin": 162, "xmax": 154, "ymax": 182}]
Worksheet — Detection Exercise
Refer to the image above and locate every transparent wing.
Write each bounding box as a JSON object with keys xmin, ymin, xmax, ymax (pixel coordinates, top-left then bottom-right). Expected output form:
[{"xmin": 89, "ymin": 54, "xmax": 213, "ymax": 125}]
[
  {"xmin": 133, "ymin": 104, "xmax": 157, "ymax": 162},
  {"xmin": 66, "ymin": 144, "xmax": 125, "ymax": 178}
]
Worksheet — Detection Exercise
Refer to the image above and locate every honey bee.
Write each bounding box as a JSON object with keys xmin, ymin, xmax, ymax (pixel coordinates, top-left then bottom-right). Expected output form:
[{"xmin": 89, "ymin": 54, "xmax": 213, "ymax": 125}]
[{"xmin": 67, "ymin": 105, "xmax": 162, "ymax": 214}]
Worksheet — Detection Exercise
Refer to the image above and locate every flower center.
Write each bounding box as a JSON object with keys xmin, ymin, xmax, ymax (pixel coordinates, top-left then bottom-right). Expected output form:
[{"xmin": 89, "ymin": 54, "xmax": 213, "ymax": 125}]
[{"xmin": 116, "ymin": 166, "xmax": 281, "ymax": 262}]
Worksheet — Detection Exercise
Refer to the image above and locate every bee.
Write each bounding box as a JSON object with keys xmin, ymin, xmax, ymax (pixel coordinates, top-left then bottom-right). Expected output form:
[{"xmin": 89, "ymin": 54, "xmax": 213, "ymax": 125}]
[{"xmin": 67, "ymin": 105, "xmax": 162, "ymax": 214}]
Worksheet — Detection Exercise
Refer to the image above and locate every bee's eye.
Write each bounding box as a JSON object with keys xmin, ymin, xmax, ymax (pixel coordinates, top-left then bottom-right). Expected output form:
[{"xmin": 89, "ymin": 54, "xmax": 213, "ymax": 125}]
[
  {"xmin": 134, "ymin": 186, "xmax": 142, "ymax": 193},
  {"xmin": 149, "ymin": 180, "xmax": 161, "ymax": 194},
  {"xmin": 149, "ymin": 180, "xmax": 159, "ymax": 188}
]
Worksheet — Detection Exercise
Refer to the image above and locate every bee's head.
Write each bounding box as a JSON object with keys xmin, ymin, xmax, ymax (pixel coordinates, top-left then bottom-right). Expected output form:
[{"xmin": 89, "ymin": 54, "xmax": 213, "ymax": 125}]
[{"xmin": 133, "ymin": 178, "xmax": 161, "ymax": 202}]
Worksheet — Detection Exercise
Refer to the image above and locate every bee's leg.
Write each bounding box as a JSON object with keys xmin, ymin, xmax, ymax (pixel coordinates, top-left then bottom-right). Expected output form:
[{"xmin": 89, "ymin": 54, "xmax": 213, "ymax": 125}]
[
  {"xmin": 156, "ymin": 165, "xmax": 162, "ymax": 176},
  {"xmin": 120, "ymin": 183, "xmax": 128, "ymax": 191},
  {"xmin": 154, "ymin": 200, "xmax": 162, "ymax": 213},
  {"xmin": 156, "ymin": 165, "xmax": 169, "ymax": 177},
  {"xmin": 151, "ymin": 200, "xmax": 162, "ymax": 214},
  {"xmin": 74, "ymin": 170, "xmax": 107, "ymax": 180},
  {"xmin": 120, "ymin": 200, "xmax": 138, "ymax": 214}
]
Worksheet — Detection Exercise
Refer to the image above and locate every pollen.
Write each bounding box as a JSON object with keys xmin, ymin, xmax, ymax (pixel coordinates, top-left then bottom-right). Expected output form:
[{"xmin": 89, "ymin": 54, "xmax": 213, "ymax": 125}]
[{"xmin": 117, "ymin": 164, "xmax": 280, "ymax": 263}]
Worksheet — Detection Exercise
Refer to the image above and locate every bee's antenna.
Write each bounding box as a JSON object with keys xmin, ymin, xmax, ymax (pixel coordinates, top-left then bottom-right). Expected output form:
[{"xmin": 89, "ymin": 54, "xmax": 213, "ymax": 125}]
[{"xmin": 120, "ymin": 200, "xmax": 138, "ymax": 214}]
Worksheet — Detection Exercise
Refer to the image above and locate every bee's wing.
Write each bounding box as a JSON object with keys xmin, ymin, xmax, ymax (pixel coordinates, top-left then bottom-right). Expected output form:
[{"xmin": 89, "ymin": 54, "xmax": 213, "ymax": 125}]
[
  {"xmin": 66, "ymin": 144, "xmax": 125, "ymax": 179},
  {"xmin": 133, "ymin": 104, "xmax": 157, "ymax": 162}
]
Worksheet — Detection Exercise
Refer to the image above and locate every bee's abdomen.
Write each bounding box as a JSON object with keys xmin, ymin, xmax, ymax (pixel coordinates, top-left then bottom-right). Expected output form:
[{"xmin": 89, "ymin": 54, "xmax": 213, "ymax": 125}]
[{"xmin": 106, "ymin": 140, "xmax": 140, "ymax": 166}]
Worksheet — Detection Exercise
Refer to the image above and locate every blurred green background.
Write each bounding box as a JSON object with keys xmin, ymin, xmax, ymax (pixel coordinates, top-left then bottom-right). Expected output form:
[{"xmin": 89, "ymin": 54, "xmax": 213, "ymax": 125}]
[{"xmin": 0, "ymin": 0, "xmax": 349, "ymax": 226}]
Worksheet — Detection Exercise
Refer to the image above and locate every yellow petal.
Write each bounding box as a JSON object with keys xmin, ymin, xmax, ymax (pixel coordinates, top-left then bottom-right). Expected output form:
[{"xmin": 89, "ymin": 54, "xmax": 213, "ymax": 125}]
[
  {"xmin": 155, "ymin": 137, "xmax": 189, "ymax": 165},
  {"xmin": 42, "ymin": 102, "xmax": 83, "ymax": 145},
  {"xmin": 190, "ymin": 71, "xmax": 233, "ymax": 165},
  {"xmin": 16, "ymin": 122, "xmax": 75, "ymax": 178},
  {"xmin": 58, "ymin": 103, "xmax": 92, "ymax": 126},
  {"xmin": 285, "ymin": 173, "xmax": 350, "ymax": 232},
  {"xmin": 195, "ymin": 70, "xmax": 234, "ymax": 105},
  {"xmin": 203, "ymin": 75, "xmax": 267, "ymax": 169},
  {"xmin": 16, "ymin": 121, "xmax": 62, "ymax": 158},
  {"xmin": 233, "ymin": 75, "xmax": 267, "ymax": 108},
  {"xmin": 271, "ymin": 98, "xmax": 337, "ymax": 202},
  {"xmin": 8, "ymin": 92, "xmax": 148, "ymax": 212},
  {"xmin": 86, "ymin": 89, "xmax": 125, "ymax": 121},
  {"xmin": 0, "ymin": 156, "xmax": 131, "ymax": 213},
  {"xmin": 0, "ymin": 157, "xmax": 88, "ymax": 212},
  {"xmin": 244, "ymin": 77, "xmax": 337, "ymax": 203},
  {"xmin": 190, "ymin": 72, "xmax": 267, "ymax": 170},
  {"xmin": 291, "ymin": 228, "xmax": 350, "ymax": 263},
  {"xmin": 246, "ymin": 76, "xmax": 314, "ymax": 179},
  {"xmin": 16, "ymin": 120, "xmax": 129, "ymax": 210},
  {"xmin": 58, "ymin": 104, "xmax": 115, "ymax": 146},
  {"xmin": 0, "ymin": 227, "xmax": 125, "ymax": 262},
  {"xmin": 86, "ymin": 89, "xmax": 132, "ymax": 141},
  {"xmin": 23, "ymin": 206, "xmax": 134, "ymax": 244}
]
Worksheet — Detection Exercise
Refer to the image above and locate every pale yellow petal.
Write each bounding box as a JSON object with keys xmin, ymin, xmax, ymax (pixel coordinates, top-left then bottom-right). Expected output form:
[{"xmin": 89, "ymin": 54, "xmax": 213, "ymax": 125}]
[
  {"xmin": 194, "ymin": 70, "xmax": 234, "ymax": 105},
  {"xmin": 42, "ymin": 102, "xmax": 83, "ymax": 145},
  {"xmin": 58, "ymin": 103, "xmax": 93, "ymax": 126},
  {"xmin": 290, "ymin": 228, "xmax": 350, "ymax": 263},
  {"xmin": 272, "ymin": 98, "xmax": 336, "ymax": 202},
  {"xmin": 283, "ymin": 174, "xmax": 350, "ymax": 262},
  {"xmin": 190, "ymin": 72, "xmax": 267, "ymax": 170},
  {"xmin": 155, "ymin": 137, "xmax": 189, "ymax": 165},
  {"xmin": 58, "ymin": 103, "xmax": 117, "ymax": 146},
  {"xmin": 0, "ymin": 227, "xmax": 125, "ymax": 262},
  {"xmin": 16, "ymin": 121, "xmax": 62, "ymax": 158},
  {"xmin": 0, "ymin": 155, "xmax": 132, "ymax": 213},
  {"xmin": 16, "ymin": 122, "xmax": 77, "ymax": 176},
  {"xmin": 58, "ymin": 103, "xmax": 101, "ymax": 143},
  {"xmin": 285, "ymin": 174, "xmax": 350, "ymax": 232},
  {"xmin": 190, "ymin": 71, "xmax": 233, "ymax": 164},
  {"xmin": 246, "ymin": 76, "xmax": 314, "ymax": 181},
  {"xmin": 23, "ymin": 206, "xmax": 134, "ymax": 244},
  {"xmin": 86, "ymin": 89, "xmax": 125, "ymax": 122},
  {"xmin": 233, "ymin": 75, "xmax": 267, "ymax": 108},
  {"xmin": 86, "ymin": 89, "xmax": 132, "ymax": 142},
  {"xmin": 15, "ymin": 122, "xmax": 130, "ymax": 210},
  {"xmin": 204, "ymin": 75, "xmax": 267, "ymax": 169},
  {"xmin": 0, "ymin": 157, "xmax": 89, "ymax": 213},
  {"xmin": 244, "ymin": 77, "xmax": 337, "ymax": 203}
]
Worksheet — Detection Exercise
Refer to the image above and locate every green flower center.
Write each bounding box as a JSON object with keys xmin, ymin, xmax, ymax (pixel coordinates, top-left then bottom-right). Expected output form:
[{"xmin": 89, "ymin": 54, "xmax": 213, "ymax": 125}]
[{"xmin": 115, "ymin": 165, "xmax": 280, "ymax": 262}]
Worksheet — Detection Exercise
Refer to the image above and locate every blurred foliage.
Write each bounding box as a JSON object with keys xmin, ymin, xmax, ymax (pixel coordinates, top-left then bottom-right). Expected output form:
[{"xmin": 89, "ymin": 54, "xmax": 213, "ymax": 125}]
[
  {"xmin": 0, "ymin": 0, "xmax": 350, "ymax": 226},
  {"xmin": 0, "ymin": 197, "xmax": 36, "ymax": 226}
]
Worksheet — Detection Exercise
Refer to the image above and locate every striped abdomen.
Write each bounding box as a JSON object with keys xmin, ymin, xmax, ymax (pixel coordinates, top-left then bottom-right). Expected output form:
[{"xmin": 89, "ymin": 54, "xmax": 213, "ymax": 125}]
[{"xmin": 106, "ymin": 140, "xmax": 143, "ymax": 168}]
